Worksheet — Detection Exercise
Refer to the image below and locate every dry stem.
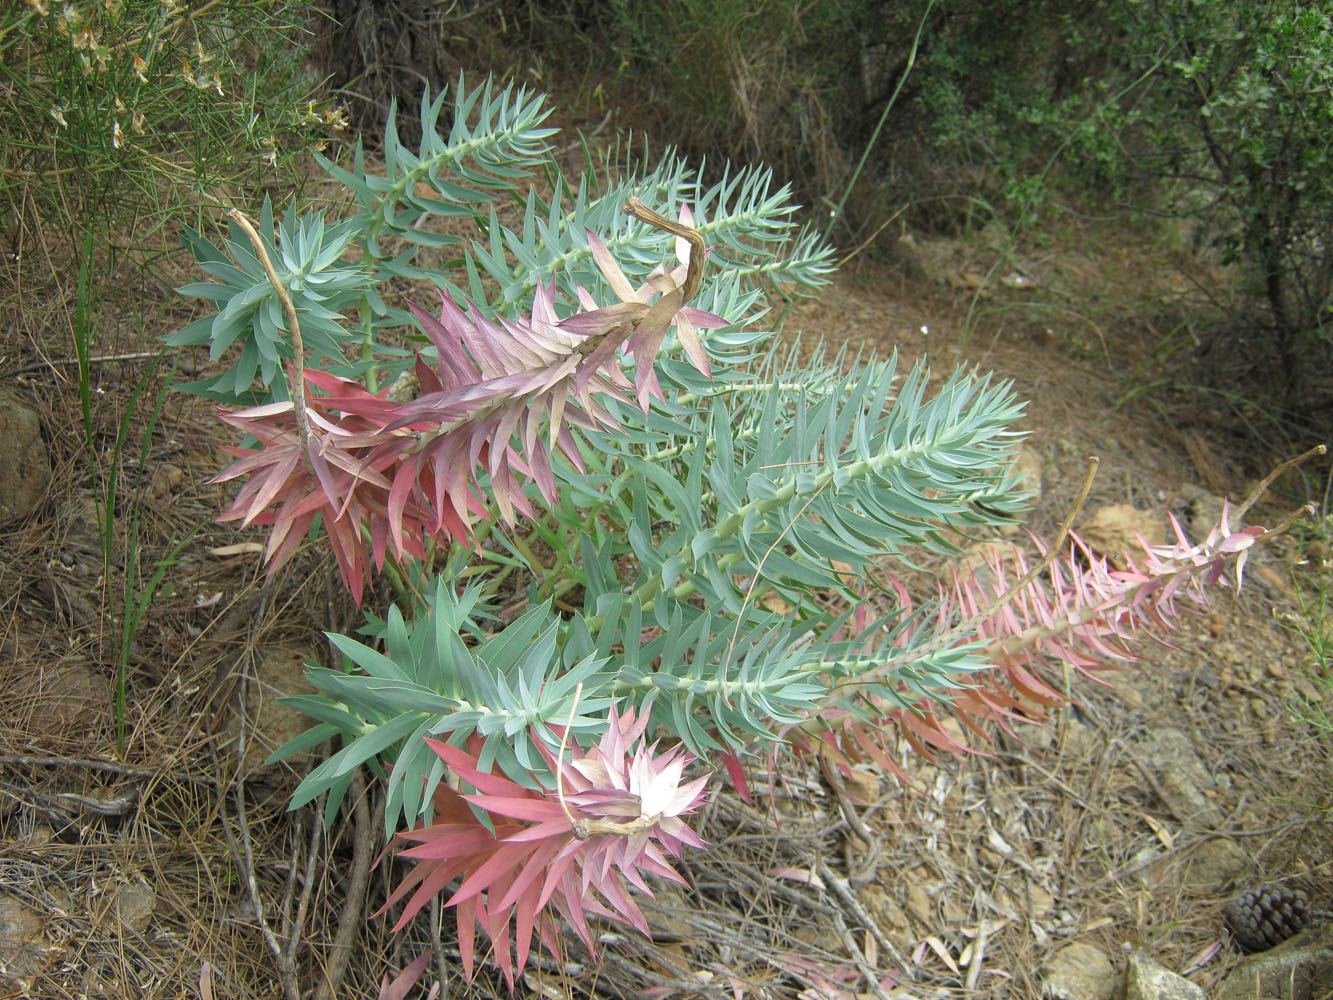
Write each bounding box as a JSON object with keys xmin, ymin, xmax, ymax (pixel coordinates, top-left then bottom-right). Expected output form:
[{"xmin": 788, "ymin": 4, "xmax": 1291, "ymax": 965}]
[
  {"xmin": 224, "ymin": 208, "xmax": 311, "ymax": 451},
  {"xmin": 313, "ymin": 769, "xmax": 376, "ymax": 1000},
  {"xmin": 624, "ymin": 197, "xmax": 706, "ymax": 302}
]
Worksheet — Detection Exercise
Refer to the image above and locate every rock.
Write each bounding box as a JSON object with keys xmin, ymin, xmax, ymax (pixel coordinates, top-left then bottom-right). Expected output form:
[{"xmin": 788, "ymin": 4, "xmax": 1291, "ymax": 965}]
[
  {"xmin": 0, "ymin": 393, "xmax": 50, "ymax": 524},
  {"xmin": 1126, "ymin": 950, "xmax": 1205, "ymax": 1000},
  {"xmin": 1181, "ymin": 486, "xmax": 1231, "ymax": 542},
  {"xmin": 9, "ymin": 658, "xmax": 109, "ymax": 737},
  {"xmin": 644, "ymin": 886, "xmax": 695, "ymax": 941},
  {"xmin": 1131, "ymin": 845, "xmax": 1165, "ymax": 888},
  {"xmin": 147, "ymin": 463, "xmax": 183, "ymax": 500},
  {"xmin": 21, "ymin": 824, "xmax": 54, "ymax": 848},
  {"xmin": 839, "ymin": 765, "xmax": 881, "ymax": 804},
  {"xmin": 859, "ymin": 885, "xmax": 913, "ymax": 949},
  {"xmin": 1214, "ymin": 923, "xmax": 1333, "ymax": 1000},
  {"xmin": 906, "ymin": 884, "xmax": 934, "ymax": 928},
  {"xmin": 0, "ymin": 895, "xmax": 49, "ymax": 978},
  {"xmin": 1027, "ymin": 882, "xmax": 1055, "ymax": 921},
  {"xmin": 1181, "ymin": 838, "xmax": 1251, "ymax": 893},
  {"xmin": 1159, "ymin": 763, "xmax": 1219, "ymax": 827},
  {"xmin": 1079, "ymin": 504, "xmax": 1165, "ymax": 568},
  {"xmin": 1062, "ymin": 715, "xmax": 1097, "ymax": 757},
  {"xmin": 1138, "ymin": 728, "xmax": 1221, "ymax": 827},
  {"xmin": 1041, "ymin": 941, "xmax": 1119, "ymax": 1000},
  {"xmin": 1012, "ymin": 444, "xmax": 1045, "ymax": 500},
  {"xmin": 243, "ymin": 646, "xmax": 319, "ymax": 775},
  {"xmin": 112, "ymin": 881, "xmax": 155, "ymax": 935}
]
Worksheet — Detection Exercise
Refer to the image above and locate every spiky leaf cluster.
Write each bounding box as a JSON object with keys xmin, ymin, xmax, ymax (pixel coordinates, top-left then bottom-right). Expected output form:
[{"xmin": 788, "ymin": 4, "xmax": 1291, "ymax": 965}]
[
  {"xmin": 383, "ymin": 710, "xmax": 708, "ymax": 988},
  {"xmin": 463, "ymin": 155, "xmax": 836, "ymax": 333},
  {"xmin": 321, "ymin": 78, "xmax": 557, "ymax": 259},
  {"xmin": 167, "ymin": 199, "xmax": 372, "ymax": 403},
  {"xmin": 211, "ymin": 212, "xmax": 722, "ymax": 602},
  {"xmin": 276, "ymin": 579, "xmax": 616, "ymax": 837},
  {"xmin": 167, "ymin": 77, "xmax": 833, "ymax": 409}
]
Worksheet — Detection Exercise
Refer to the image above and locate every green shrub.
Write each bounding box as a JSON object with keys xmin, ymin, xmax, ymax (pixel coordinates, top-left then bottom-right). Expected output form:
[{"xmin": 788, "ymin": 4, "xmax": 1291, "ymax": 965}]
[
  {"xmin": 898, "ymin": 0, "xmax": 1333, "ymax": 422},
  {"xmin": 169, "ymin": 76, "xmax": 1297, "ymax": 986},
  {"xmin": 0, "ymin": 0, "xmax": 338, "ymax": 252},
  {"xmin": 1119, "ymin": 0, "xmax": 1333, "ymax": 408}
]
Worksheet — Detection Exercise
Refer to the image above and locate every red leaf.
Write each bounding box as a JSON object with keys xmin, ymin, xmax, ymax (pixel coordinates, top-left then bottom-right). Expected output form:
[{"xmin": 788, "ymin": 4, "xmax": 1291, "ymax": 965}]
[{"xmin": 385, "ymin": 708, "xmax": 710, "ymax": 986}]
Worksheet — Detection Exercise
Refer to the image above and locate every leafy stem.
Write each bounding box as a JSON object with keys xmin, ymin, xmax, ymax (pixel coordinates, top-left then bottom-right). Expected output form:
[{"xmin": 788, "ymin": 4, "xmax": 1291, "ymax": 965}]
[{"xmin": 226, "ymin": 206, "xmax": 311, "ymax": 450}]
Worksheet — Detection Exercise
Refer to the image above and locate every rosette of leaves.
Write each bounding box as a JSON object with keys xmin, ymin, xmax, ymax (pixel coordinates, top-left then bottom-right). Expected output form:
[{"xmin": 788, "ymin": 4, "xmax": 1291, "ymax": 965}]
[
  {"xmin": 167, "ymin": 200, "xmax": 373, "ymax": 403},
  {"xmin": 381, "ymin": 710, "xmax": 709, "ymax": 989}
]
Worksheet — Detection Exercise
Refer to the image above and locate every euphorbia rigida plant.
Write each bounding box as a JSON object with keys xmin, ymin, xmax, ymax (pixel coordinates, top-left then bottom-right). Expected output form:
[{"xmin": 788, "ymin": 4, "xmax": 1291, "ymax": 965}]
[{"xmin": 172, "ymin": 77, "xmax": 1321, "ymax": 988}]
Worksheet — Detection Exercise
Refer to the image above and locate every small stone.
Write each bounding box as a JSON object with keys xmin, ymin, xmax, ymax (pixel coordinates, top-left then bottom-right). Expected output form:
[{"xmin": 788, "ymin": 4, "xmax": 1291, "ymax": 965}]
[
  {"xmin": 1126, "ymin": 951, "xmax": 1205, "ymax": 1000},
  {"xmin": 0, "ymin": 895, "xmax": 49, "ymax": 978},
  {"xmin": 859, "ymin": 885, "xmax": 912, "ymax": 949},
  {"xmin": 1012, "ymin": 444, "xmax": 1044, "ymax": 500},
  {"xmin": 1027, "ymin": 882, "xmax": 1055, "ymax": 921},
  {"xmin": 1181, "ymin": 838, "xmax": 1251, "ymax": 893},
  {"xmin": 0, "ymin": 393, "xmax": 51, "ymax": 524},
  {"xmin": 906, "ymin": 884, "xmax": 933, "ymax": 927},
  {"xmin": 792, "ymin": 923, "xmax": 843, "ymax": 954},
  {"xmin": 147, "ymin": 463, "xmax": 184, "ymax": 499},
  {"xmin": 1293, "ymin": 675, "xmax": 1322, "ymax": 702},
  {"xmin": 1132, "ymin": 845, "xmax": 1165, "ymax": 888},
  {"xmin": 243, "ymin": 647, "xmax": 319, "ymax": 775},
  {"xmin": 1062, "ymin": 716, "xmax": 1097, "ymax": 756},
  {"xmin": 645, "ymin": 885, "xmax": 695, "ymax": 941},
  {"xmin": 1184, "ymin": 489, "xmax": 1230, "ymax": 542},
  {"xmin": 1160, "ymin": 763, "xmax": 1218, "ymax": 826},
  {"xmin": 839, "ymin": 765, "xmax": 880, "ymax": 804},
  {"xmin": 1041, "ymin": 941, "xmax": 1119, "ymax": 1000},
  {"xmin": 112, "ymin": 881, "xmax": 155, "ymax": 935},
  {"xmin": 1079, "ymin": 504, "xmax": 1166, "ymax": 567},
  {"xmin": 1140, "ymin": 728, "xmax": 1221, "ymax": 827}
]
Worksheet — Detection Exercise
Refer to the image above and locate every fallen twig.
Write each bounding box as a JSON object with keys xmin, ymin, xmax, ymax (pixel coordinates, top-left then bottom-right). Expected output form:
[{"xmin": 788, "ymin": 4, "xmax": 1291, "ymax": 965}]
[
  {"xmin": 215, "ymin": 710, "xmax": 301, "ymax": 1000},
  {"xmin": 830, "ymin": 907, "xmax": 895, "ymax": 1000},
  {"xmin": 0, "ymin": 752, "xmax": 216, "ymax": 785},
  {"xmin": 313, "ymin": 768, "xmax": 376, "ymax": 1000},
  {"xmin": 814, "ymin": 857, "xmax": 915, "ymax": 979}
]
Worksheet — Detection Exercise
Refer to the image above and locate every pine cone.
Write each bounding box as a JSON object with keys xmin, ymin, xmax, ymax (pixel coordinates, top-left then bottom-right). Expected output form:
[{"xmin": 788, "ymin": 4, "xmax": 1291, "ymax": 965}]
[{"xmin": 1224, "ymin": 885, "xmax": 1310, "ymax": 952}]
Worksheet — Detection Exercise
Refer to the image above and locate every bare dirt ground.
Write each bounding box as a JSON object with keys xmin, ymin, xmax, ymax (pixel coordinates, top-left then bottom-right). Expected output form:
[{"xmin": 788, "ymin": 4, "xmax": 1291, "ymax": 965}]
[{"xmin": 0, "ymin": 187, "xmax": 1329, "ymax": 1000}]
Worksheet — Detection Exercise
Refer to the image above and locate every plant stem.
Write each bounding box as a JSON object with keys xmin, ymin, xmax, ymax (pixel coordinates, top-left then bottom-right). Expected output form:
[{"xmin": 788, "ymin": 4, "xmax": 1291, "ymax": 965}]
[{"xmin": 226, "ymin": 208, "xmax": 312, "ymax": 451}]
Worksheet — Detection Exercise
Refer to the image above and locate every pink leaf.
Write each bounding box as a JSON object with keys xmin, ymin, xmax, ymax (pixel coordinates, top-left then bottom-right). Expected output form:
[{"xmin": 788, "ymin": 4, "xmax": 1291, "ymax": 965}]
[{"xmin": 385, "ymin": 708, "xmax": 710, "ymax": 985}]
